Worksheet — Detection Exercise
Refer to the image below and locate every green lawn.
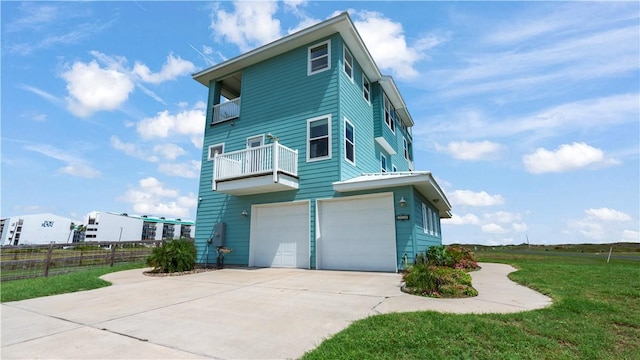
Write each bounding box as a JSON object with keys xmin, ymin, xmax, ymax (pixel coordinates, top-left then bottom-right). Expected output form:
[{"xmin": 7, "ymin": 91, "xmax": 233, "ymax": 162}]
[
  {"xmin": 303, "ymin": 251, "xmax": 640, "ymax": 360},
  {"xmin": 0, "ymin": 262, "xmax": 145, "ymax": 302}
]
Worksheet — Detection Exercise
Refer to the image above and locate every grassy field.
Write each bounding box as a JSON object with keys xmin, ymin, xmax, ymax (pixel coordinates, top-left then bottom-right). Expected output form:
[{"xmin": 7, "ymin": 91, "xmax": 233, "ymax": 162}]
[
  {"xmin": 0, "ymin": 262, "xmax": 145, "ymax": 302},
  {"xmin": 303, "ymin": 250, "xmax": 640, "ymax": 360}
]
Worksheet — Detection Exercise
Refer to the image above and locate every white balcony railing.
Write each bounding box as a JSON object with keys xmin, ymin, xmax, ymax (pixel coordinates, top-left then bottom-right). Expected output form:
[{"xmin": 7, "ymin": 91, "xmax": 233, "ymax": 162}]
[
  {"xmin": 212, "ymin": 97, "xmax": 241, "ymax": 124},
  {"xmin": 213, "ymin": 141, "xmax": 298, "ymax": 190}
]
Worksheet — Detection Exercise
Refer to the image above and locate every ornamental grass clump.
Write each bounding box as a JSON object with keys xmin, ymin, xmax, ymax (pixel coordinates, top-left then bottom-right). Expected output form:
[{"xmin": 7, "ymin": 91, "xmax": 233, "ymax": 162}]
[
  {"xmin": 146, "ymin": 239, "xmax": 196, "ymax": 273},
  {"xmin": 402, "ymin": 245, "xmax": 480, "ymax": 298}
]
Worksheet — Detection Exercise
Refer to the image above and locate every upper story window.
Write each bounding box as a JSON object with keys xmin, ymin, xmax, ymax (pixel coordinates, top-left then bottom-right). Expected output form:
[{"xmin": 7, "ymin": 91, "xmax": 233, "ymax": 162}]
[
  {"xmin": 380, "ymin": 153, "xmax": 387, "ymax": 172},
  {"xmin": 383, "ymin": 95, "xmax": 395, "ymax": 133},
  {"xmin": 208, "ymin": 143, "xmax": 224, "ymax": 161},
  {"xmin": 362, "ymin": 74, "xmax": 370, "ymax": 103},
  {"xmin": 392, "ymin": 164, "xmax": 397, "ymax": 172},
  {"xmin": 344, "ymin": 118, "xmax": 355, "ymax": 165},
  {"xmin": 307, "ymin": 115, "xmax": 331, "ymax": 161},
  {"xmin": 343, "ymin": 46, "xmax": 353, "ymax": 81},
  {"xmin": 308, "ymin": 40, "xmax": 331, "ymax": 75},
  {"xmin": 403, "ymin": 138, "xmax": 409, "ymax": 160}
]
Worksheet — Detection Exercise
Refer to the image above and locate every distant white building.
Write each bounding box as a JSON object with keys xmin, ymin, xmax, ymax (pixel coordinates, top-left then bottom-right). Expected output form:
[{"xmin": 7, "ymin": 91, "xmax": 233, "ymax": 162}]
[
  {"xmin": 0, "ymin": 212, "xmax": 195, "ymax": 246},
  {"xmin": 0, "ymin": 214, "xmax": 74, "ymax": 246},
  {"xmin": 84, "ymin": 212, "xmax": 195, "ymax": 242}
]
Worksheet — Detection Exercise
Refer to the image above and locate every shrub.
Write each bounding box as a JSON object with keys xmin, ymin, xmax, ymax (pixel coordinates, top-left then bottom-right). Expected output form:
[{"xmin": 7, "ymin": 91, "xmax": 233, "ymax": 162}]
[
  {"xmin": 426, "ymin": 245, "xmax": 453, "ymax": 266},
  {"xmin": 402, "ymin": 263, "xmax": 477, "ymax": 298},
  {"xmin": 146, "ymin": 239, "xmax": 196, "ymax": 273},
  {"xmin": 446, "ymin": 245, "xmax": 480, "ymax": 271}
]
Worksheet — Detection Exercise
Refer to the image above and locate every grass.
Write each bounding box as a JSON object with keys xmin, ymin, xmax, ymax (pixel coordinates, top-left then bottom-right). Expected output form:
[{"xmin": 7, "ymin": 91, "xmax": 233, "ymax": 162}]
[
  {"xmin": 0, "ymin": 262, "xmax": 146, "ymax": 302},
  {"xmin": 302, "ymin": 251, "xmax": 640, "ymax": 360}
]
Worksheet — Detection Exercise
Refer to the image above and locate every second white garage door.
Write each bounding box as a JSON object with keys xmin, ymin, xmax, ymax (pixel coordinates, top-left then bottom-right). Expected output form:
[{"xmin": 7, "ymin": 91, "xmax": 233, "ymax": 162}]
[
  {"xmin": 249, "ymin": 201, "xmax": 310, "ymax": 269},
  {"xmin": 317, "ymin": 193, "xmax": 397, "ymax": 272}
]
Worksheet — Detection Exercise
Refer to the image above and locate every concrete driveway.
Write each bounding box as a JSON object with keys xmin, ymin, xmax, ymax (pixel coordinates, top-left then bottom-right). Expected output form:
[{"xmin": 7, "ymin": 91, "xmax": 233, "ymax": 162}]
[{"xmin": 1, "ymin": 263, "xmax": 551, "ymax": 359}]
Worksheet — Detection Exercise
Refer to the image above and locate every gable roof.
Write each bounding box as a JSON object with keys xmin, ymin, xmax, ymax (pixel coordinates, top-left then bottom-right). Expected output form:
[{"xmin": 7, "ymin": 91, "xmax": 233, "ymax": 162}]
[
  {"xmin": 332, "ymin": 172, "xmax": 452, "ymax": 218},
  {"xmin": 192, "ymin": 12, "xmax": 414, "ymax": 127}
]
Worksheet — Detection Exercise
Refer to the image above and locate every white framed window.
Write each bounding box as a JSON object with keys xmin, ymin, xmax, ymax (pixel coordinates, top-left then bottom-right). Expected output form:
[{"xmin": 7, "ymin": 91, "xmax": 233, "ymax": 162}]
[
  {"xmin": 428, "ymin": 207, "xmax": 434, "ymax": 235},
  {"xmin": 403, "ymin": 137, "xmax": 409, "ymax": 160},
  {"xmin": 307, "ymin": 115, "xmax": 332, "ymax": 161},
  {"xmin": 208, "ymin": 143, "xmax": 225, "ymax": 161},
  {"xmin": 422, "ymin": 203, "xmax": 428, "ymax": 233},
  {"xmin": 362, "ymin": 74, "xmax": 370, "ymax": 103},
  {"xmin": 383, "ymin": 95, "xmax": 395, "ymax": 133},
  {"xmin": 343, "ymin": 45, "xmax": 353, "ymax": 81},
  {"xmin": 380, "ymin": 153, "xmax": 387, "ymax": 172},
  {"xmin": 344, "ymin": 118, "xmax": 355, "ymax": 165},
  {"xmin": 246, "ymin": 135, "xmax": 264, "ymax": 148},
  {"xmin": 433, "ymin": 210, "xmax": 439, "ymax": 236},
  {"xmin": 308, "ymin": 40, "xmax": 331, "ymax": 75},
  {"xmin": 392, "ymin": 164, "xmax": 397, "ymax": 172}
]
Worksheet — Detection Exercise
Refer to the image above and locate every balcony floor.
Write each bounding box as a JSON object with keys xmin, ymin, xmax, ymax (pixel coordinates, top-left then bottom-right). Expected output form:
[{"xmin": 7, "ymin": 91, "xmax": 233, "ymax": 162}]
[{"xmin": 215, "ymin": 173, "xmax": 299, "ymax": 196}]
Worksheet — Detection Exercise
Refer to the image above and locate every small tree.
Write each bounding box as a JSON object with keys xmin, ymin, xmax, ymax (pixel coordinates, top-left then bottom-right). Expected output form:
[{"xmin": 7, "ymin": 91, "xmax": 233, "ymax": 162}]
[{"xmin": 146, "ymin": 238, "xmax": 196, "ymax": 273}]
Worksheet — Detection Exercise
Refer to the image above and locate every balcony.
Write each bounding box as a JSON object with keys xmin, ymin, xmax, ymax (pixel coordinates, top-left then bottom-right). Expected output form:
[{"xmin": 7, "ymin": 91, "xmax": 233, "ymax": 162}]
[
  {"xmin": 212, "ymin": 97, "xmax": 240, "ymax": 124},
  {"xmin": 213, "ymin": 141, "xmax": 299, "ymax": 196}
]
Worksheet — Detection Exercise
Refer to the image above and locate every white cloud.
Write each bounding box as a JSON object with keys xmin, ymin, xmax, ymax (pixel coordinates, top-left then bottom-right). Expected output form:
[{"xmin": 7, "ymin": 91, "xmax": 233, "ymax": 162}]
[
  {"xmin": 132, "ymin": 53, "xmax": 195, "ymax": 84},
  {"xmin": 158, "ymin": 160, "xmax": 201, "ymax": 178},
  {"xmin": 153, "ymin": 143, "xmax": 187, "ymax": 161},
  {"xmin": 110, "ymin": 136, "xmax": 159, "ymax": 162},
  {"xmin": 449, "ymin": 190, "xmax": 505, "ymax": 207},
  {"xmin": 435, "ymin": 140, "xmax": 502, "ymax": 161},
  {"xmin": 523, "ymin": 142, "xmax": 617, "ymax": 174},
  {"xmin": 481, "ymin": 223, "xmax": 510, "ymax": 234},
  {"xmin": 119, "ymin": 177, "xmax": 196, "ymax": 218},
  {"xmin": 24, "ymin": 144, "xmax": 100, "ymax": 178},
  {"xmin": 61, "ymin": 60, "xmax": 134, "ymax": 117},
  {"xmin": 136, "ymin": 106, "xmax": 205, "ymax": 148},
  {"xmin": 484, "ymin": 211, "xmax": 522, "ymax": 224},
  {"xmin": 585, "ymin": 208, "xmax": 631, "ymax": 222},
  {"xmin": 622, "ymin": 230, "xmax": 639, "ymax": 242},
  {"xmin": 350, "ymin": 10, "xmax": 428, "ymax": 80},
  {"xmin": 445, "ymin": 213, "xmax": 480, "ymax": 225},
  {"xmin": 210, "ymin": 1, "xmax": 282, "ymax": 52}
]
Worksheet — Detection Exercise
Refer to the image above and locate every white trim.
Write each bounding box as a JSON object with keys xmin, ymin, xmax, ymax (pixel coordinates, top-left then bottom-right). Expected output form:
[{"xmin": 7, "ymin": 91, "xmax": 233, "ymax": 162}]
[
  {"xmin": 344, "ymin": 117, "xmax": 355, "ymax": 166},
  {"xmin": 380, "ymin": 153, "xmax": 387, "ymax": 173},
  {"xmin": 403, "ymin": 137, "xmax": 409, "ymax": 160},
  {"xmin": 375, "ymin": 136, "xmax": 397, "ymax": 155},
  {"xmin": 306, "ymin": 114, "xmax": 332, "ymax": 162},
  {"xmin": 208, "ymin": 143, "xmax": 225, "ymax": 161},
  {"xmin": 308, "ymin": 40, "xmax": 331, "ymax": 76},
  {"xmin": 422, "ymin": 203, "xmax": 428, "ymax": 233},
  {"xmin": 343, "ymin": 45, "xmax": 354, "ymax": 82},
  {"xmin": 362, "ymin": 73, "xmax": 370, "ymax": 104}
]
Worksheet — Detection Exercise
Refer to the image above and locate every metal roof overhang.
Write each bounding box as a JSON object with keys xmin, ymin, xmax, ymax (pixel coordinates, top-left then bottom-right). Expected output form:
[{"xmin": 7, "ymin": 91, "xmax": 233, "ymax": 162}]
[
  {"xmin": 333, "ymin": 172, "xmax": 452, "ymax": 218},
  {"xmin": 192, "ymin": 12, "xmax": 414, "ymax": 127}
]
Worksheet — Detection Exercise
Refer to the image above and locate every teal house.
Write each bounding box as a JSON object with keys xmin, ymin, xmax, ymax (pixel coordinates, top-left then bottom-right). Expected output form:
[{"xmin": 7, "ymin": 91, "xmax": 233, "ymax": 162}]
[{"xmin": 192, "ymin": 13, "xmax": 451, "ymax": 272}]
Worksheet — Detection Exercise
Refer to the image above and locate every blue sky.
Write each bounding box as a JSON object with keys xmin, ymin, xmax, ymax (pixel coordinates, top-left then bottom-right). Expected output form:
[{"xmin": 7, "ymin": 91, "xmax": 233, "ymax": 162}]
[{"xmin": 2, "ymin": 1, "xmax": 638, "ymax": 246}]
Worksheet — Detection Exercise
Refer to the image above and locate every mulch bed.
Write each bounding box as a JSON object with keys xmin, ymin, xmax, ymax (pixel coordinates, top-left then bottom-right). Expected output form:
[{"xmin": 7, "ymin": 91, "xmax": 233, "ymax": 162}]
[{"xmin": 143, "ymin": 268, "xmax": 217, "ymax": 277}]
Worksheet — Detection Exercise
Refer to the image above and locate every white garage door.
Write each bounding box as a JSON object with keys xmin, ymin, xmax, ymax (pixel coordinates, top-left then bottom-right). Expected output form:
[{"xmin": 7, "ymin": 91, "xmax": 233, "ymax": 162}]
[
  {"xmin": 249, "ymin": 201, "xmax": 310, "ymax": 268},
  {"xmin": 317, "ymin": 193, "xmax": 397, "ymax": 272}
]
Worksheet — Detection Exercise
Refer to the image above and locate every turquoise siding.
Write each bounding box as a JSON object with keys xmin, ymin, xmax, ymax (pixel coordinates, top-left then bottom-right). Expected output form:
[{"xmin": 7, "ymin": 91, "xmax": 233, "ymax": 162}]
[{"xmin": 412, "ymin": 188, "xmax": 442, "ymax": 260}]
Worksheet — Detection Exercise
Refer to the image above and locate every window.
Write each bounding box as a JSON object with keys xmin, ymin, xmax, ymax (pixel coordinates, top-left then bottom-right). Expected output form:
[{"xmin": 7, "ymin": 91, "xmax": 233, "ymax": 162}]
[
  {"xmin": 307, "ymin": 115, "xmax": 331, "ymax": 161},
  {"xmin": 433, "ymin": 210, "xmax": 439, "ymax": 236},
  {"xmin": 380, "ymin": 153, "xmax": 387, "ymax": 172},
  {"xmin": 208, "ymin": 143, "xmax": 224, "ymax": 161},
  {"xmin": 308, "ymin": 40, "xmax": 330, "ymax": 75},
  {"xmin": 343, "ymin": 46, "xmax": 353, "ymax": 80},
  {"xmin": 403, "ymin": 138, "xmax": 409, "ymax": 160},
  {"xmin": 428, "ymin": 208, "xmax": 434, "ymax": 235},
  {"xmin": 383, "ymin": 95, "xmax": 395, "ymax": 133},
  {"xmin": 362, "ymin": 74, "xmax": 370, "ymax": 103},
  {"xmin": 392, "ymin": 164, "xmax": 397, "ymax": 172},
  {"xmin": 422, "ymin": 203, "xmax": 428, "ymax": 233},
  {"xmin": 344, "ymin": 118, "xmax": 355, "ymax": 165}
]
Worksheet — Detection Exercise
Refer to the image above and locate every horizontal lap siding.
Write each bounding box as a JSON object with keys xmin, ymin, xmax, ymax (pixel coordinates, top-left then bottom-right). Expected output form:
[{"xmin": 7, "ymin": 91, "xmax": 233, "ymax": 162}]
[
  {"xmin": 196, "ymin": 34, "xmax": 342, "ymax": 267},
  {"xmin": 413, "ymin": 188, "xmax": 442, "ymax": 261},
  {"xmin": 338, "ymin": 40, "xmax": 379, "ymax": 179}
]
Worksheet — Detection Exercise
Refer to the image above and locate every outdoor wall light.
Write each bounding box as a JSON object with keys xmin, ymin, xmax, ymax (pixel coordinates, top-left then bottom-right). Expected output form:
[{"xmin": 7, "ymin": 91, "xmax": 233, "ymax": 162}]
[
  {"xmin": 241, "ymin": 210, "xmax": 249, "ymax": 217},
  {"xmin": 398, "ymin": 196, "xmax": 407, "ymax": 207},
  {"xmin": 199, "ymin": 197, "xmax": 203, "ymax": 202}
]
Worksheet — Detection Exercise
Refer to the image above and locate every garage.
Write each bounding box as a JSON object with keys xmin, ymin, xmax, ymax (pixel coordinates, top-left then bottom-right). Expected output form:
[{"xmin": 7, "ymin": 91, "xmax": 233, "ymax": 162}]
[
  {"xmin": 249, "ymin": 201, "xmax": 310, "ymax": 268},
  {"xmin": 316, "ymin": 192, "xmax": 397, "ymax": 272}
]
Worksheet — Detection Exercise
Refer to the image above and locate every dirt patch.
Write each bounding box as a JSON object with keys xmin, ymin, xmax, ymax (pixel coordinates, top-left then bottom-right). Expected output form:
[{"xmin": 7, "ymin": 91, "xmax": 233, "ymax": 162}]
[{"xmin": 143, "ymin": 268, "xmax": 216, "ymax": 277}]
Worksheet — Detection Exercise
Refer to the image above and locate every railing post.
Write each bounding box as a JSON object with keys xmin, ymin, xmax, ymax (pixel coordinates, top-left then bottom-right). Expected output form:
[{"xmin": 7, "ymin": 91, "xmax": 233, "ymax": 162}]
[
  {"xmin": 212, "ymin": 154, "xmax": 218, "ymax": 191},
  {"xmin": 272, "ymin": 141, "xmax": 279, "ymax": 183},
  {"xmin": 44, "ymin": 242, "xmax": 54, "ymax": 277}
]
